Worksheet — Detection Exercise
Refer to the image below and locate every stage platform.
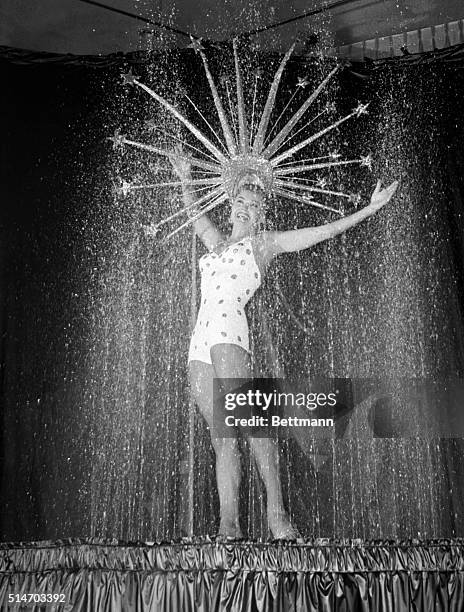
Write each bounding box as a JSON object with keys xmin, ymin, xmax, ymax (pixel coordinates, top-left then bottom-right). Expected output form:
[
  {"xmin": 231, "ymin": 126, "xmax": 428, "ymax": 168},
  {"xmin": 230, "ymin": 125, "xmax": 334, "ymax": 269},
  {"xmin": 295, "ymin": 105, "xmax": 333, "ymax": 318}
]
[{"xmin": 1, "ymin": 538, "xmax": 464, "ymax": 611}]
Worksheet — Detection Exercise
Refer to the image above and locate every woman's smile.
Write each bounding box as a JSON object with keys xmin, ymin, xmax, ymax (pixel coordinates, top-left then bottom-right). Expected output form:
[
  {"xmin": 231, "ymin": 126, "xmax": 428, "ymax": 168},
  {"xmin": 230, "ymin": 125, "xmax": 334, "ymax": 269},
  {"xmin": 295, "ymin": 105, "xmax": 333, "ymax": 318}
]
[{"xmin": 235, "ymin": 210, "xmax": 251, "ymax": 222}]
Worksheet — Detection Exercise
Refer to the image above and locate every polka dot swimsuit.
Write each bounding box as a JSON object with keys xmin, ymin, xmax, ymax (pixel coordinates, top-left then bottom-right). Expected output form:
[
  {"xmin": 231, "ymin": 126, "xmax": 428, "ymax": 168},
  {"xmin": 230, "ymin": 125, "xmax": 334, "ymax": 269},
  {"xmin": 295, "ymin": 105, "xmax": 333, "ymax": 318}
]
[{"xmin": 188, "ymin": 236, "xmax": 262, "ymax": 364}]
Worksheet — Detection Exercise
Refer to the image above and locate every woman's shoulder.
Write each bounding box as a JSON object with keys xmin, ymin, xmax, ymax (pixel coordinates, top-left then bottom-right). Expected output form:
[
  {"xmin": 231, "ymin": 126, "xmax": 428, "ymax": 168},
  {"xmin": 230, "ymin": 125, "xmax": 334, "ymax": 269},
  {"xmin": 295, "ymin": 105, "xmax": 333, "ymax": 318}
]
[
  {"xmin": 250, "ymin": 231, "xmax": 283, "ymax": 272},
  {"xmin": 251, "ymin": 230, "xmax": 280, "ymax": 253}
]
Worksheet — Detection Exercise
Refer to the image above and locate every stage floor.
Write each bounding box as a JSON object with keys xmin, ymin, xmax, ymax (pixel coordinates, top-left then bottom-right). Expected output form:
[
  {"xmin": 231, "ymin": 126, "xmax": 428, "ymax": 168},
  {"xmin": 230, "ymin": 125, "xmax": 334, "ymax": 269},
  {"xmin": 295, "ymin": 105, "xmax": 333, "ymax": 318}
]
[{"xmin": 1, "ymin": 537, "xmax": 464, "ymax": 611}]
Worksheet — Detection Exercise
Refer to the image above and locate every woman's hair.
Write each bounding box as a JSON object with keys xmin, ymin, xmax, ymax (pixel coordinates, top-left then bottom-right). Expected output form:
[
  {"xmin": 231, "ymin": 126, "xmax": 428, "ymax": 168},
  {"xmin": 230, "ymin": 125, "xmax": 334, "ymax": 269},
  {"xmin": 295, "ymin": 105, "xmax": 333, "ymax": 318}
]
[{"xmin": 237, "ymin": 183, "xmax": 266, "ymax": 204}]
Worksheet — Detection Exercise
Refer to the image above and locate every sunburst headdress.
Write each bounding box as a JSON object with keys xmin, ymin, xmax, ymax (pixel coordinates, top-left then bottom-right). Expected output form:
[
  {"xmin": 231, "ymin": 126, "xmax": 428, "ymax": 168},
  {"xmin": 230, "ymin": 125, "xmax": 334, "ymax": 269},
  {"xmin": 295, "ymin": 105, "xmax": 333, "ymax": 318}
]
[{"xmin": 110, "ymin": 38, "xmax": 372, "ymax": 241}]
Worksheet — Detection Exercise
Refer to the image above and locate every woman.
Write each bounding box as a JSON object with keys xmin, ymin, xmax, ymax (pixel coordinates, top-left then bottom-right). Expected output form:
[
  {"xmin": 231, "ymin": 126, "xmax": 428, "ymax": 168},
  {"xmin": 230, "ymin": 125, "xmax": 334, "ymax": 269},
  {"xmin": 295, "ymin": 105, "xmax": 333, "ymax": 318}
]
[{"xmin": 170, "ymin": 151, "xmax": 398, "ymax": 539}]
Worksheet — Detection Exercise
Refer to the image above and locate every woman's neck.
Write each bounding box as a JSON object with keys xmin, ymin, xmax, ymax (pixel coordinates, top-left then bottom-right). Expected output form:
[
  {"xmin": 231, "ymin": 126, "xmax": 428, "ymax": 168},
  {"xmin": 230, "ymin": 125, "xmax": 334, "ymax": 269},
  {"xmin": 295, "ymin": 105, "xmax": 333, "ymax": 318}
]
[{"xmin": 229, "ymin": 227, "xmax": 254, "ymax": 242}]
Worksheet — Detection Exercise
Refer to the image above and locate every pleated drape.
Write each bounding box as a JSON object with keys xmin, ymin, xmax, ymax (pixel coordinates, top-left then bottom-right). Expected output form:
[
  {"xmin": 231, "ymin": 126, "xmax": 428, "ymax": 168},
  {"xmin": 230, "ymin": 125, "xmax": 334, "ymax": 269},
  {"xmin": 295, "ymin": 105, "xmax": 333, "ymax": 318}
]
[{"xmin": 1, "ymin": 538, "xmax": 464, "ymax": 611}]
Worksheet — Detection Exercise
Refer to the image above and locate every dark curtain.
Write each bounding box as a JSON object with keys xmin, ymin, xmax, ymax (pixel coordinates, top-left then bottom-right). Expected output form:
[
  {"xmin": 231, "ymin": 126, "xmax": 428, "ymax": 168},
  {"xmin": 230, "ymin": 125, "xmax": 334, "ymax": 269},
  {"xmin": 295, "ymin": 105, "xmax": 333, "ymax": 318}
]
[{"xmin": 1, "ymin": 46, "xmax": 464, "ymax": 545}]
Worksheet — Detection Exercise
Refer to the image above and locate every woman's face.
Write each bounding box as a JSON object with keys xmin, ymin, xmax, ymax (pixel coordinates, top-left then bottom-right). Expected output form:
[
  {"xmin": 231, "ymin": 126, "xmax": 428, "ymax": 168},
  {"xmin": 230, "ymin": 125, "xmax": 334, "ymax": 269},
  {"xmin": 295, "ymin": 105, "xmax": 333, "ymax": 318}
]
[{"xmin": 230, "ymin": 188, "xmax": 265, "ymax": 230}]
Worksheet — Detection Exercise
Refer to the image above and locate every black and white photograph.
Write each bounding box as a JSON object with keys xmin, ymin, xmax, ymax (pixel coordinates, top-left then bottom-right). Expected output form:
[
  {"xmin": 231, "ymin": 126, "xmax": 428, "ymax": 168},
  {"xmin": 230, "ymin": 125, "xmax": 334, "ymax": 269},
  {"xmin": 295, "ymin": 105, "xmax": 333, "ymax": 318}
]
[{"xmin": 2, "ymin": 1, "xmax": 464, "ymax": 610}]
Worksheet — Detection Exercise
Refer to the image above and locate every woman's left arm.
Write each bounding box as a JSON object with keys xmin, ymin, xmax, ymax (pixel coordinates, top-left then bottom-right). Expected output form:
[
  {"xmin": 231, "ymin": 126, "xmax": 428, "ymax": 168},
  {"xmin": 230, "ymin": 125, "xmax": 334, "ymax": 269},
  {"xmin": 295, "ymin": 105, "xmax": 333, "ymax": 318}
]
[{"xmin": 270, "ymin": 179, "xmax": 398, "ymax": 255}]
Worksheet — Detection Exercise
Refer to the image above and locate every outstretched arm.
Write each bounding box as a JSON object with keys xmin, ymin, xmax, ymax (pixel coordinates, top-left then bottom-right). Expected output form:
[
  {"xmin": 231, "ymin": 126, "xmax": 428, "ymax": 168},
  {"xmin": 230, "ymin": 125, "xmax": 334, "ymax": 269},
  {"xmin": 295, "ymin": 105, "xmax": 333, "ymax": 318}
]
[
  {"xmin": 270, "ymin": 180, "xmax": 398, "ymax": 255},
  {"xmin": 169, "ymin": 147, "xmax": 224, "ymax": 250}
]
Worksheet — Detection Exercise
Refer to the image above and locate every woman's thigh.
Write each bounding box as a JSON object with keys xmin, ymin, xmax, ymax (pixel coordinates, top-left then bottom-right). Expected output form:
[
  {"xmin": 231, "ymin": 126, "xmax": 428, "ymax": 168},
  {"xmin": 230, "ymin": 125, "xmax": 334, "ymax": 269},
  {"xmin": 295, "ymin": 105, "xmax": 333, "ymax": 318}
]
[
  {"xmin": 189, "ymin": 344, "xmax": 252, "ymax": 429},
  {"xmin": 188, "ymin": 359, "xmax": 216, "ymax": 428},
  {"xmin": 210, "ymin": 343, "xmax": 253, "ymax": 384}
]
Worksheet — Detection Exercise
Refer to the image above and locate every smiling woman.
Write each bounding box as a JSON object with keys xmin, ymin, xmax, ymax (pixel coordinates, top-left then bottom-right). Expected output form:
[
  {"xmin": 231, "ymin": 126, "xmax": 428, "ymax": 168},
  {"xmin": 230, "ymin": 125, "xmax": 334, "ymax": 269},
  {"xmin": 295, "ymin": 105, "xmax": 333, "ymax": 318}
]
[{"xmin": 170, "ymin": 146, "xmax": 397, "ymax": 538}]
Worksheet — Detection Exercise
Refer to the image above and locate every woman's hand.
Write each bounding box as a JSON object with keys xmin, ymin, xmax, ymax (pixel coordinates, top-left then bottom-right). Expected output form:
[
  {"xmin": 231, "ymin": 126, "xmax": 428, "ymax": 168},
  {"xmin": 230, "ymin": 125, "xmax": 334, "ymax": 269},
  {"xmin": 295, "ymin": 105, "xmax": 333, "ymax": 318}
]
[
  {"xmin": 270, "ymin": 178, "xmax": 399, "ymax": 254},
  {"xmin": 168, "ymin": 144, "xmax": 192, "ymax": 182},
  {"xmin": 369, "ymin": 179, "xmax": 399, "ymax": 212}
]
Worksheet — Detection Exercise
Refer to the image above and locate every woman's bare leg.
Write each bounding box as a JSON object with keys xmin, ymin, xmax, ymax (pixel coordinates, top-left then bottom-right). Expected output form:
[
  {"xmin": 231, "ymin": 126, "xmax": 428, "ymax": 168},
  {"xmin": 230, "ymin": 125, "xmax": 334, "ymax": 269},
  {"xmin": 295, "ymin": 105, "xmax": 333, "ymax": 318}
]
[
  {"xmin": 247, "ymin": 438, "xmax": 299, "ymax": 538},
  {"xmin": 188, "ymin": 359, "xmax": 242, "ymax": 537},
  {"xmin": 210, "ymin": 343, "xmax": 298, "ymax": 538}
]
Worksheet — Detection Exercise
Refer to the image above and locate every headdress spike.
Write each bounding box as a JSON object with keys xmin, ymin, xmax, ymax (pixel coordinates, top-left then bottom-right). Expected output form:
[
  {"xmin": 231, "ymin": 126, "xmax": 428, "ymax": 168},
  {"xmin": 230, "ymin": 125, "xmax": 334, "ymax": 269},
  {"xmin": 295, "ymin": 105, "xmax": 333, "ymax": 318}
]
[
  {"xmin": 161, "ymin": 192, "xmax": 228, "ymax": 242},
  {"xmin": 264, "ymin": 64, "xmax": 341, "ymax": 159},
  {"xmin": 252, "ymin": 43, "xmax": 296, "ymax": 155},
  {"xmin": 271, "ymin": 108, "xmax": 360, "ymax": 167},
  {"xmin": 151, "ymin": 184, "xmax": 224, "ymax": 232},
  {"xmin": 275, "ymin": 178, "xmax": 352, "ymax": 198},
  {"xmin": 275, "ymin": 158, "xmax": 362, "ymax": 176},
  {"xmin": 198, "ymin": 48, "xmax": 239, "ymax": 156},
  {"xmin": 120, "ymin": 136, "xmax": 221, "ymax": 173},
  {"xmin": 233, "ymin": 38, "xmax": 249, "ymax": 153},
  {"xmin": 274, "ymin": 186, "xmax": 343, "ymax": 215},
  {"xmin": 134, "ymin": 80, "xmax": 226, "ymax": 163}
]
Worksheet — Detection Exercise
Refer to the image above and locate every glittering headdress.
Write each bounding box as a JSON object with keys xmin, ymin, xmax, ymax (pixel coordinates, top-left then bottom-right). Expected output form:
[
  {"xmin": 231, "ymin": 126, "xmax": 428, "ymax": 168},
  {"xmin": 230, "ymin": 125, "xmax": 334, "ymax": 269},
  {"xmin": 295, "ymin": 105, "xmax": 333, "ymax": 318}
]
[{"xmin": 111, "ymin": 38, "xmax": 372, "ymax": 241}]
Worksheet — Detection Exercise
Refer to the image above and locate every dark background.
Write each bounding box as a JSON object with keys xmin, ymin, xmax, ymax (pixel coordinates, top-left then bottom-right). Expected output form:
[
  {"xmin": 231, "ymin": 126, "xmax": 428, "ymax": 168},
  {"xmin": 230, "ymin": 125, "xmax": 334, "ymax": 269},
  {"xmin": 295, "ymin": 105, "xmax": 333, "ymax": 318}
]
[{"xmin": 1, "ymin": 46, "xmax": 464, "ymax": 541}]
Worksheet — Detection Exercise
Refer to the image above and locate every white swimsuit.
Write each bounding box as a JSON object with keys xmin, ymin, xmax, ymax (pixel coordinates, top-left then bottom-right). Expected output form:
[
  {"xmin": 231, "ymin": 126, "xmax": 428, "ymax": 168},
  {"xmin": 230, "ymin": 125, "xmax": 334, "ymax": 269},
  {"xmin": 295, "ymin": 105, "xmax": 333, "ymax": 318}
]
[{"xmin": 188, "ymin": 236, "xmax": 262, "ymax": 365}]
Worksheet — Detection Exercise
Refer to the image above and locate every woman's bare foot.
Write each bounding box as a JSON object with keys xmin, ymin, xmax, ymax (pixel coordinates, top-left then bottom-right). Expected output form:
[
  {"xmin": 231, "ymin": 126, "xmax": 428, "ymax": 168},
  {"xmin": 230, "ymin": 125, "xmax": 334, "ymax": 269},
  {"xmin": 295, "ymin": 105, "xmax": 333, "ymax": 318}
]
[
  {"xmin": 217, "ymin": 518, "xmax": 243, "ymax": 539},
  {"xmin": 268, "ymin": 511, "xmax": 300, "ymax": 540}
]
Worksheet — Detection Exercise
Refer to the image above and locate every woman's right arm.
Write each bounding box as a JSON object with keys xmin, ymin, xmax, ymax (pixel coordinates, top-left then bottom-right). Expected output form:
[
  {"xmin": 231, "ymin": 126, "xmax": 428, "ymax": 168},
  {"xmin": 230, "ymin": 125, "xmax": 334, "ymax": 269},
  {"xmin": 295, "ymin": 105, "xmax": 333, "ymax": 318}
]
[
  {"xmin": 170, "ymin": 147, "xmax": 224, "ymax": 251},
  {"xmin": 180, "ymin": 178, "xmax": 225, "ymax": 251}
]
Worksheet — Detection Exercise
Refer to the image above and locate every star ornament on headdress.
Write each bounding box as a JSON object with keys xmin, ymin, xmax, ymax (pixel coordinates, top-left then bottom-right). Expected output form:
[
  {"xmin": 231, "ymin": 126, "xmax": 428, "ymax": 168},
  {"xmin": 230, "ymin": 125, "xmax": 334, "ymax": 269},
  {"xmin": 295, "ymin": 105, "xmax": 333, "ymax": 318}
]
[
  {"xmin": 355, "ymin": 102, "xmax": 369, "ymax": 117},
  {"xmin": 118, "ymin": 179, "xmax": 132, "ymax": 197},
  {"xmin": 107, "ymin": 128, "xmax": 126, "ymax": 150},
  {"xmin": 296, "ymin": 76, "xmax": 309, "ymax": 89},
  {"xmin": 360, "ymin": 154, "xmax": 373, "ymax": 170},
  {"xmin": 121, "ymin": 69, "xmax": 137, "ymax": 86},
  {"xmin": 111, "ymin": 39, "xmax": 372, "ymax": 241},
  {"xmin": 348, "ymin": 192, "xmax": 362, "ymax": 207},
  {"xmin": 188, "ymin": 36, "xmax": 204, "ymax": 54}
]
